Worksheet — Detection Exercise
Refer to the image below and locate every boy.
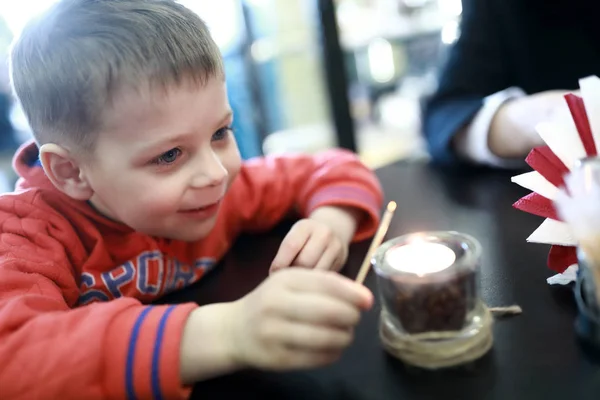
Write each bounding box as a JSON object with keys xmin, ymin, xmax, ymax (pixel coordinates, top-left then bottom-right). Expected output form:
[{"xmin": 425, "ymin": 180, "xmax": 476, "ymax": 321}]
[{"xmin": 0, "ymin": 1, "xmax": 383, "ymax": 399}]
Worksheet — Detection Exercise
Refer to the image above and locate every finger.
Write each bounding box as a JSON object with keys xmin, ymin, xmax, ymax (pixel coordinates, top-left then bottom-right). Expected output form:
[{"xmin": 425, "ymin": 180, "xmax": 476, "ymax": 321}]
[
  {"xmin": 284, "ymin": 269, "xmax": 374, "ymax": 310},
  {"xmin": 275, "ymin": 347, "xmax": 342, "ymax": 370},
  {"xmin": 313, "ymin": 240, "xmax": 343, "ymax": 271},
  {"xmin": 293, "ymin": 231, "xmax": 330, "ymax": 268},
  {"xmin": 270, "ymin": 224, "xmax": 311, "ymax": 272},
  {"xmin": 331, "ymin": 249, "xmax": 347, "ymax": 272},
  {"xmin": 278, "ymin": 321, "xmax": 354, "ymax": 351},
  {"xmin": 281, "ymin": 292, "xmax": 362, "ymax": 328}
]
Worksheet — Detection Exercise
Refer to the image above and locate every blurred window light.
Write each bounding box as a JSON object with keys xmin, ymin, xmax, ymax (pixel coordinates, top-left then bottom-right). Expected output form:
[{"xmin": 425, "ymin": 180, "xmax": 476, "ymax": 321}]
[
  {"xmin": 368, "ymin": 38, "xmax": 395, "ymax": 84},
  {"xmin": 1, "ymin": 1, "xmax": 243, "ymax": 52},
  {"xmin": 245, "ymin": 0, "xmax": 271, "ymax": 8},
  {"xmin": 0, "ymin": 1, "xmax": 59, "ymax": 35},
  {"xmin": 402, "ymin": 0, "xmax": 429, "ymax": 8},
  {"xmin": 441, "ymin": 20, "xmax": 459, "ymax": 44},
  {"xmin": 177, "ymin": 1, "xmax": 241, "ymax": 51},
  {"xmin": 251, "ymin": 38, "xmax": 276, "ymax": 63},
  {"xmin": 438, "ymin": 0, "xmax": 462, "ymax": 16}
]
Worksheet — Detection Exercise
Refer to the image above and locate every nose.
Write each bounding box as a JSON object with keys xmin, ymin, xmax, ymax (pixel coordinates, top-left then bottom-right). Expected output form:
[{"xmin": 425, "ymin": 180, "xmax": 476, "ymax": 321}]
[{"xmin": 190, "ymin": 150, "xmax": 228, "ymax": 188}]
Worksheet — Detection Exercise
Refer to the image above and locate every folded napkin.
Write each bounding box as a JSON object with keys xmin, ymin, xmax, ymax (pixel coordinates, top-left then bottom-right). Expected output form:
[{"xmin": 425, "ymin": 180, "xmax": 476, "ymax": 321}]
[{"xmin": 512, "ymin": 76, "xmax": 600, "ymax": 284}]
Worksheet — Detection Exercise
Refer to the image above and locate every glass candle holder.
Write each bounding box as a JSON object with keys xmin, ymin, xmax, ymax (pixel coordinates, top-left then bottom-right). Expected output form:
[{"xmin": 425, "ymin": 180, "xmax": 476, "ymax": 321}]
[
  {"xmin": 574, "ymin": 248, "xmax": 600, "ymax": 362},
  {"xmin": 373, "ymin": 231, "xmax": 484, "ymax": 336}
]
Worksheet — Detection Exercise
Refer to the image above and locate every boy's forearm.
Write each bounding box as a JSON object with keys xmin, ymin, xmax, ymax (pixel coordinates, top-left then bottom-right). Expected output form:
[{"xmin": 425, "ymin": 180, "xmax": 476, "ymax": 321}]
[{"xmin": 179, "ymin": 302, "xmax": 243, "ymax": 384}]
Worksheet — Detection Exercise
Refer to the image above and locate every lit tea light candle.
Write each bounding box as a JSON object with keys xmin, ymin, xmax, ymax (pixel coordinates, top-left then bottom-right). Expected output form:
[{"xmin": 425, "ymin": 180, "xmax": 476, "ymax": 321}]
[
  {"xmin": 373, "ymin": 232, "xmax": 481, "ymax": 335},
  {"xmin": 385, "ymin": 241, "xmax": 456, "ymax": 276}
]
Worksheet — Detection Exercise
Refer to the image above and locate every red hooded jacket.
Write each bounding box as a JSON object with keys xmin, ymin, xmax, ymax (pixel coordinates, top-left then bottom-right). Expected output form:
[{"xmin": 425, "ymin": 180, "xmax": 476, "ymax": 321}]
[{"xmin": 0, "ymin": 141, "xmax": 383, "ymax": 399}]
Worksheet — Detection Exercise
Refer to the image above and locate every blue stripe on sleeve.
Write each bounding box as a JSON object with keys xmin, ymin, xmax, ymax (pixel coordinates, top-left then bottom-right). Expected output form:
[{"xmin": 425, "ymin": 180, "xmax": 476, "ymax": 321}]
[
  {"xmin": 126, "ymin": 307, "xmax": 153, "ymax": 400},
  {"xmin": 151, "ymin": 305, "xmax": 177, "ymax": 400}
]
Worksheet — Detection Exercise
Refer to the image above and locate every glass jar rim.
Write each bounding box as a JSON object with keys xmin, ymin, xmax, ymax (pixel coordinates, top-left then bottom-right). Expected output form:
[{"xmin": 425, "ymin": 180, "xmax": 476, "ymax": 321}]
[{"xmin": 372, "ymin": 231, "xmax": 481, "ymax": 279}]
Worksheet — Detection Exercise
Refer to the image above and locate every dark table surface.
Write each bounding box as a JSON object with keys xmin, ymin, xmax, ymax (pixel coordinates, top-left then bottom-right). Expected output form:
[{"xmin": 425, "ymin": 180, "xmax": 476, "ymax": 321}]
[{"xmin": 159, "ymin": 161, "xmax": 600, "ymax": 400}]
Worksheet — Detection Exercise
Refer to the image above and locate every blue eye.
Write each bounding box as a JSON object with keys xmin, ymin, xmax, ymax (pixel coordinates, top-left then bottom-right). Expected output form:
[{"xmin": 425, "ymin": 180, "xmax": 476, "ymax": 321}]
[
  {"xmin": 212, "ymin": 127, "xmax": 232, "ymax": 142},
  {"xmin": 156, "ymin": 148, "xmax": 181, "ymax": 164}
]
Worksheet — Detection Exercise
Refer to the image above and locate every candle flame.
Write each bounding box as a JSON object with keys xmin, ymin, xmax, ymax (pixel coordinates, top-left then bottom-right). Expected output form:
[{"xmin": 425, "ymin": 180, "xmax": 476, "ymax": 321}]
[{"xmin": 386, "ymin": 242, "xmax": 456, "ymax": 276}]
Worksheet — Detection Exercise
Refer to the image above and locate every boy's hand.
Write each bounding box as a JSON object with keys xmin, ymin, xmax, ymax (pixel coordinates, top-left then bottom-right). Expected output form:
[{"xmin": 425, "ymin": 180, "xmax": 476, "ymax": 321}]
[
  {"xmin": 227, "ymin": 268, "xmax": 373, "ymax": 371},
  {"xmin": 179, "ymin": 268, "xmax": 372, "ymax": 384},
  {"xmin": 270, "ymin": 206, "xmax": 362, "ymax": 273}
]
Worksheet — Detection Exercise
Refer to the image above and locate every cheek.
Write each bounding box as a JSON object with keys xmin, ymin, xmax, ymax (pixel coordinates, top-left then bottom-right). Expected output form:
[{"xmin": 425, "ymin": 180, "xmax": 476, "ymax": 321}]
[
  {"xmin": 108, "ymin": 174, "xmax": 185, "ymax": 216},
  {"xmin": 220, "ymin": 140, "xmax": 242, "ymax": 183}
]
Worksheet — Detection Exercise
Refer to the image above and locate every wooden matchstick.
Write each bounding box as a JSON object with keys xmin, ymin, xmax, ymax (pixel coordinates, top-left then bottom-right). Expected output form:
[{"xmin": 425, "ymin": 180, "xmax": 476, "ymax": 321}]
[{"xmin": 355, "ymin": 201, "xmax": 397, "ymax": 285}]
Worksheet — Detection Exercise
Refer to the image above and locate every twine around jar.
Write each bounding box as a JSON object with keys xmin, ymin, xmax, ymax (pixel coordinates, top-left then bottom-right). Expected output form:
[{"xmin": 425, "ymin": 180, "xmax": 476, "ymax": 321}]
[{"xmin": 379, "ymin": 302, "xmax": 522, "ymax": 370}]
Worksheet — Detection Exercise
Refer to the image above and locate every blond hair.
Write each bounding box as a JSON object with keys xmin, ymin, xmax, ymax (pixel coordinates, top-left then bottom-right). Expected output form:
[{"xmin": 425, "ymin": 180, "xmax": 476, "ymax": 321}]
[{"xmin": 10, "ymin": 0, "xmax": 224, "ymax": 150}]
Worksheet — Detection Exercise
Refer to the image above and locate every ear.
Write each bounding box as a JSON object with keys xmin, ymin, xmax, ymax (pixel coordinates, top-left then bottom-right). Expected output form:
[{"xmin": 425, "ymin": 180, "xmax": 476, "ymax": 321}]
[{"xmin": 39, "ymin": 143, "xmax": 94, "ymax": 200}]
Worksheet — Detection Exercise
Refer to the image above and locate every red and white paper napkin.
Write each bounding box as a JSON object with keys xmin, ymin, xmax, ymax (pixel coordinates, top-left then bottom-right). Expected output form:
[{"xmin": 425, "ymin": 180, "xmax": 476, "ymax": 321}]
[{"xmin": 512, "ymin": 76, "xmax": 600, "ymax": 285}]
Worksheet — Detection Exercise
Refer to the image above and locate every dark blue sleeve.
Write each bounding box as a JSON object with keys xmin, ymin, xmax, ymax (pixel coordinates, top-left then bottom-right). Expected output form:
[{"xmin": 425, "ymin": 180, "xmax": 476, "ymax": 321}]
[{"xmin": 422, "ymin": 0, "xmax": 512, "ymax": 164}]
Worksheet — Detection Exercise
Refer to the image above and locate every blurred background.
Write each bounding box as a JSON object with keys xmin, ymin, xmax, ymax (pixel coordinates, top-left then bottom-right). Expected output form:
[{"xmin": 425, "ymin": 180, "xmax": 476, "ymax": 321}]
[{"xmin": 0, "ymin": 0, "xmax": 462, "ymax": 191}]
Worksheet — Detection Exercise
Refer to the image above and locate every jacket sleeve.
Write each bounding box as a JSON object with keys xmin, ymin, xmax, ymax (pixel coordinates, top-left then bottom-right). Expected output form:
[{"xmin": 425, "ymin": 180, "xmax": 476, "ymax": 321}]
[
  {"xmin": 225, "ymin": 149, "xmax": 383, "ymax": 242},
  {"xmin": 0, "ymin": 195, "xmax": 196, "ymax": 400},
  {"xmin": 422, "ymin": 0, "xmax": 512, "ymax": 164}
]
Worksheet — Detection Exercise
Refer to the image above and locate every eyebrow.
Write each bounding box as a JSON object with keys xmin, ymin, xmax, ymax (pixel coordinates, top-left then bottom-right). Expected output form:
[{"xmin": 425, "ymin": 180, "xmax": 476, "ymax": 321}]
[{"xmin": 139, "ymin": 110, "xmax": 234, "ymax": 155}]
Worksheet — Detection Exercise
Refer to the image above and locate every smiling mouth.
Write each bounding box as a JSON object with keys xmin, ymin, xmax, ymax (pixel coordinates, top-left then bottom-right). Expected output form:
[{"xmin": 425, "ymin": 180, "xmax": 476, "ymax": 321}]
[{"xmin": 178, "ymin": 200, "xmax": 222, "ymax": 216}]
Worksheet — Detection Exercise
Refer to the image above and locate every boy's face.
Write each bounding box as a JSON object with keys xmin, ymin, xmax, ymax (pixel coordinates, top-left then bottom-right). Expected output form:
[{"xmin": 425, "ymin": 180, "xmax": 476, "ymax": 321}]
[{"xmin": 81, "ymin": 77, "xmax": 241, "ymax": 241}]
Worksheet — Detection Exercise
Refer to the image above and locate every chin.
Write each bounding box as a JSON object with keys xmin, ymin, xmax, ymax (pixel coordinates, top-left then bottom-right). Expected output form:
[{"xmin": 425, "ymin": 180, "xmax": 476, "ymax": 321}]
[
  {"xmin": 175, "ymin": 230, "xmax": 213, "ymax": 242},
  {"xmin": 133, "ymin": 213, "xmax": 219, "ymax": 242},
  {"xmin": 156, "ymin": 229, "xmax": 210, "ymax": 242},
  {"xmin": 167, "ymin": 219, "xmax": 218, "ymax": 242}
]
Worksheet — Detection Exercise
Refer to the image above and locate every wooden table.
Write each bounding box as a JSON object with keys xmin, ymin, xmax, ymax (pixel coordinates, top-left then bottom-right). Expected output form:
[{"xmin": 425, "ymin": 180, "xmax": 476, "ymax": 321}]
[{"xmin": 159, "ymin": 162, "xmax": 600, "ymax": 400}]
